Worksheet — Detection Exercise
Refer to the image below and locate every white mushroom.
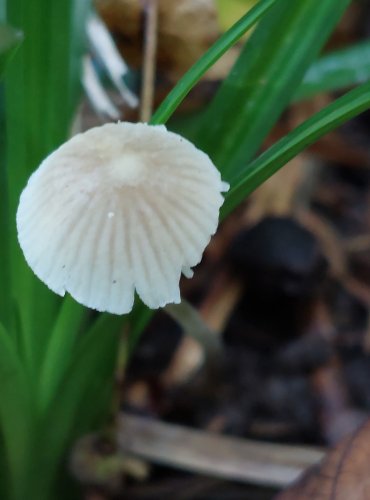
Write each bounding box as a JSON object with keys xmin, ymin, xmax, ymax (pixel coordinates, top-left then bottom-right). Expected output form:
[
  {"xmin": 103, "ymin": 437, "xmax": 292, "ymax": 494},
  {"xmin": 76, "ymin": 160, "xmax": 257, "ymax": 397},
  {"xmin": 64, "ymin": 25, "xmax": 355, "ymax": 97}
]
[{"xmin": 17, "ymin": 122, "xmax": 229, "ymax": 315}]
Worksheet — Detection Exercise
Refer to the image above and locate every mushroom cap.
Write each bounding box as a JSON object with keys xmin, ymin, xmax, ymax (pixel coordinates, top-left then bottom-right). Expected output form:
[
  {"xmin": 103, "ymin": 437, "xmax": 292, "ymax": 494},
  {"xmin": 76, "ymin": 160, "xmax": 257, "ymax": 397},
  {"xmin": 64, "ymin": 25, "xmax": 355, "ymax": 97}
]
[{"xmin": 17, "ymin": 122, "xmax": 228, "ymax": 314}]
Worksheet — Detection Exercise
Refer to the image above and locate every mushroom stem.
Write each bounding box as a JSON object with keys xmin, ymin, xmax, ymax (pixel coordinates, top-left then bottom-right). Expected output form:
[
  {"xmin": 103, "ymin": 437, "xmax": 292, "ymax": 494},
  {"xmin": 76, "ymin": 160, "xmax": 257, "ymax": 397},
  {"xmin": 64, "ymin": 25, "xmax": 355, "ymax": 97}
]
[
  {"xmin": 165, "ymin": 299, "xmax": 222, "ymax": 364},
  {"xmin": 140, "ymin": 0, "xmax": 158, "ymax": 122}
]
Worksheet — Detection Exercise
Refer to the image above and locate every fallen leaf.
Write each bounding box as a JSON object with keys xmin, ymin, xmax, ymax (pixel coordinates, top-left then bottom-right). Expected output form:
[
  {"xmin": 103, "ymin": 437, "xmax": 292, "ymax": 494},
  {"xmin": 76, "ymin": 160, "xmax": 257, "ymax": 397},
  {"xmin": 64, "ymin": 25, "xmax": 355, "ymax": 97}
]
[
  {"xmin": 95, "ymin": 0, "xmax": 220, "ymax": 79},
  {"xmin": 277, "ymin": 418, "xmax": 370, "ymax": 499}
]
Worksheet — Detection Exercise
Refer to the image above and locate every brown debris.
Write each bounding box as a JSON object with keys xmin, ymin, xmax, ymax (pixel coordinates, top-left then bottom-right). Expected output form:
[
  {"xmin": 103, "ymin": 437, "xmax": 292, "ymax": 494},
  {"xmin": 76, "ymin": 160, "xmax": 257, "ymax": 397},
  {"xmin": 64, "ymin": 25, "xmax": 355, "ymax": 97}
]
[
  {"xmin": 95, "ymin": 0, "xmax": 220, "ymax": 80},
  {"xmin": 117, "ymin": 413, "xmax": 324, "ymax": 488},
  {"xmin": 277, "ymin": 417, "xmax": 370, "ymax": 500}
]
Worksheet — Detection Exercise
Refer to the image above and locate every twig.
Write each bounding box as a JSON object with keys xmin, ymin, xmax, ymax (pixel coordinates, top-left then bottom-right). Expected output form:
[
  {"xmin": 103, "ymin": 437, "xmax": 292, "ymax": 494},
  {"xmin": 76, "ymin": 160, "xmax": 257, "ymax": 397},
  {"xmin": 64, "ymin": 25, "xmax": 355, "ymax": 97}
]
[
  {"xmin": 117, "ymin": 413, "xmax": 325, "ymax": 488},
  {"xmin": 140, "ymin": 0, "xmax": 158, "ymax": 122}
]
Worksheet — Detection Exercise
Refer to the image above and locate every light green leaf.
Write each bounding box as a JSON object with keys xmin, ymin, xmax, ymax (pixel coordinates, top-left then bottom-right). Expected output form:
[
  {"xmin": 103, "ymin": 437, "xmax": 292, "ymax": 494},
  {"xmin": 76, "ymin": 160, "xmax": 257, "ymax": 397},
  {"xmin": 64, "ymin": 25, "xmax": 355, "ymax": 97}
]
[{"xmin": 297, "ymin": 41, "xmax": 370, "ymax": 101}]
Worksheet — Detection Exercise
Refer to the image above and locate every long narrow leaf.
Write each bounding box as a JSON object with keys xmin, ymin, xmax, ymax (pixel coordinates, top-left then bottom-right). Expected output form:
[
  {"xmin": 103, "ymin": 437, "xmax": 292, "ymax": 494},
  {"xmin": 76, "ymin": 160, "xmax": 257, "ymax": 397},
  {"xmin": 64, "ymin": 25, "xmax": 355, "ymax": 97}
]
[
  {"xmin": 222, "ymin": 81, "xmax": 370, "ymax": 217},
  {"xmin": 0, "ymin": 24, "xmax": 22, "ymax": 331},
  {"xmin": 5, "ymin": 0, "xmax": 89, "ymax": 369},
  {"xmin": 38, "ymin": 297, "xmax": 88, "ymax": 413},
  {"xmin": 0, "ymin": 24, "xmax": 22, "ymax": 79},
  {"xmin": 195, "ymin": 0, "xmax": 351, "ymax": 180},
  {"xmin": 34, "ymin": 315, "xmax": 123, "ymax": 499},
  {"xmin": 0, "ymin": 323, "xmax": 35, "ymax": 500},
  {"xmin": 2, "ymin": 1, "xmax": 91, "ymax": 498}
]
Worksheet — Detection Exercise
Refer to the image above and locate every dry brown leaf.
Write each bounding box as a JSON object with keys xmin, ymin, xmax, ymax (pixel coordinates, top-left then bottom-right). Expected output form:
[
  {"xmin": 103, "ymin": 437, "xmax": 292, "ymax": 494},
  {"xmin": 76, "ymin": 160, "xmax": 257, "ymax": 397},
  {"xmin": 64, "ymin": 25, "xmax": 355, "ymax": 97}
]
[
  {"xmin": 96, "ymin": 0, "xmax": 220, "ymax": 79},
  {"xmin": 310, "ymin": 361, "xmax": 366, "ymax": 445},
  {"xmin": 277, "ymin": 418, "xmax": 370, "ymax": 500}
]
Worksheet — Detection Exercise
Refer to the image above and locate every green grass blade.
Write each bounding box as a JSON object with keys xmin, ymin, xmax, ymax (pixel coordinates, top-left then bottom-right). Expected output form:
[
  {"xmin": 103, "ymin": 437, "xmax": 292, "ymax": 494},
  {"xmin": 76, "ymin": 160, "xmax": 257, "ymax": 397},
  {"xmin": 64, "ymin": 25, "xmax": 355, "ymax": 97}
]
[
  {"xmin": 0, "ymin": 313, "xmax": 124, "ymax": 500},
  {"xmin": 33, "ymin": 315, "xmax": 123, "ymax": 499},
  {"xmin": 38, "ymin": 298, "xmax": 88, "ymax": 413},
  {"xmin": 296, "ymin": 41, "xmax": 370, "ymax": 101},
  {"xmin": 2, "ymin": 1, "xmax": 90, "ymax": 495},
  {"xmin": 195, "ymin": 0, "xmax": 351, "ymax": 181},
  {"xmin": 222, "ymin": 81, "xmax": 370, "ymax": 218},
  {"xmin": 0, "ymin": 24, "xmax": 22, "ymax": 79},
  {"xmin": 0, "ymin": 25, "xmax": 22, "ymax": 331},
  {"xmin": 150, "ymin": 0, "xmax": 279, "ymax": 125},
  {"xmin": 0, "ymin": 90, "xmax": 12, "ymax": 333},
  {"xmin": 4, "ymin": 0, "xmax": 89, "ymax": 370},
  {"xmin": 0, "ymin": 322, "xmax": 35, "ymax": 500}
]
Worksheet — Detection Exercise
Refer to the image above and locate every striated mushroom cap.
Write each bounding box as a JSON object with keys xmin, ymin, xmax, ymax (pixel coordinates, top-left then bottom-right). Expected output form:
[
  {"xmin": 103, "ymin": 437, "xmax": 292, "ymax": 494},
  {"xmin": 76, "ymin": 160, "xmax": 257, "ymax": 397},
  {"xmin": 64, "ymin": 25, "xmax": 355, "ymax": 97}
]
[{"xmin": 17, "ymin": 122, "xmax": 228, "ymax": 314}]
